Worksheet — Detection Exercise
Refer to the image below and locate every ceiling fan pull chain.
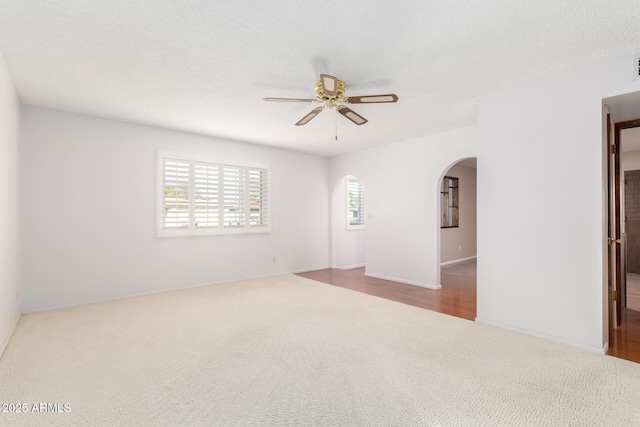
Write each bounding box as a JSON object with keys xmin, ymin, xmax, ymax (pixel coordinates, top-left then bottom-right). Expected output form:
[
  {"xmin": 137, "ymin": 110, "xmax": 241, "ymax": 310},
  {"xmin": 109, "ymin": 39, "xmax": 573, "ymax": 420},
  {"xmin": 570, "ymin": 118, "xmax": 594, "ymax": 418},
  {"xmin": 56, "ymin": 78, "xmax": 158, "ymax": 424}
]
[{"xmin": 335, "ymin": 109, "xmax": 338, "ymax": 141}]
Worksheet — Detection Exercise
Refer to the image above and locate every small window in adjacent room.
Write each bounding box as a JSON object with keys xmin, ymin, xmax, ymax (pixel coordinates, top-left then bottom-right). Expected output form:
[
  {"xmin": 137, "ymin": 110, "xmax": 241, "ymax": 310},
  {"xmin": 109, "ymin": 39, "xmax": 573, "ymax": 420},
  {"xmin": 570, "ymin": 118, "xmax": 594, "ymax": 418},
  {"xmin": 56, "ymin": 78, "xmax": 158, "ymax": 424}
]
[
  {"xmin": 158, "ymin": 152, "xmax": 270, "ymax": 237},
  {"xmin": 441, "ymin": 176, "xmax": 459, "ymax": 228},
  {"xmin": 347, "ymin": 176, "xmax": 365, "ymax": 230}
]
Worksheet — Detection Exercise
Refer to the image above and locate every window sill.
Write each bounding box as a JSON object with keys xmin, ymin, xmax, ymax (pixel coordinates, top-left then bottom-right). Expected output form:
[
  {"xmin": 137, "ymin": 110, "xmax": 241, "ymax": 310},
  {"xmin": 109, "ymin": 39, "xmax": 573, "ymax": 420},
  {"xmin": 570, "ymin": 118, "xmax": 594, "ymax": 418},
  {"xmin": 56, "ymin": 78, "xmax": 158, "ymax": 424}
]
[{"xmin": 157, "ymin": 226, "xmax": 271, "ymax": 238}]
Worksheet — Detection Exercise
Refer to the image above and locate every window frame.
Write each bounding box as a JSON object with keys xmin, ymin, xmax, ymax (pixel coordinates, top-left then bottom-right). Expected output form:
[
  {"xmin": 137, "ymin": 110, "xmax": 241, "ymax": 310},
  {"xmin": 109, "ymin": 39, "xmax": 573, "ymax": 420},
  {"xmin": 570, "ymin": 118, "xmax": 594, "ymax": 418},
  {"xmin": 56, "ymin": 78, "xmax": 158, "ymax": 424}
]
[
  {"xmin": 346, "ymin": 176, "xmax": 365, "ymax": 231},
  {"xmin": 157, "ymin": 151, "xmax": 271, "ymax": 237},
  {"xmin": 441, "ymin": 175, "xmax": 459, "ymax": 229}
]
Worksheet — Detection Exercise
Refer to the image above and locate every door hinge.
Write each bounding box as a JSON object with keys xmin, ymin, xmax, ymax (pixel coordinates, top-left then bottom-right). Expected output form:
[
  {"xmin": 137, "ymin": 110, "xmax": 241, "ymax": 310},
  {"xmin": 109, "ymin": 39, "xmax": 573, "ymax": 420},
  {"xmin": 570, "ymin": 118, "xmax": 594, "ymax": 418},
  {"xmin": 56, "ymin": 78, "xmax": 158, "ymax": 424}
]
[
  {"xmin": 613, "ymin": 290, "xmax": 618, "ymax": 300},
  {"xmin": 608, "ymin": 237, "xmax": 621, "ymax": 245},
  {"xmin": 611, "ymin": 144, "xmax": 616, "ymax": 154}
]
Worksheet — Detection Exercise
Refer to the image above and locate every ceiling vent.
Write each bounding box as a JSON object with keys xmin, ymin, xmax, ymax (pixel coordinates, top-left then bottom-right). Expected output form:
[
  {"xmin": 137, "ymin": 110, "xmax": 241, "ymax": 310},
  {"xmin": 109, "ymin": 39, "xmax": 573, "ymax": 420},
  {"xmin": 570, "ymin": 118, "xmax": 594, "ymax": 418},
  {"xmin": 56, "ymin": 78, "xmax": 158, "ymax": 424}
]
[{"xmin": 634, "ymin": 53, "xmax": 640, "ymax": 81}]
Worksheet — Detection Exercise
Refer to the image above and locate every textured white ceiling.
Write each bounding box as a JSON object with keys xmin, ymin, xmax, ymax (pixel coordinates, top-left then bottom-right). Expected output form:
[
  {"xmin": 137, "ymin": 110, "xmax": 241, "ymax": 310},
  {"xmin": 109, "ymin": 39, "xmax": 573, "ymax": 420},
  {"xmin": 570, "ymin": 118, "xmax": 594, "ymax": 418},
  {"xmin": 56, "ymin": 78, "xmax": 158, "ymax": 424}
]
[{"xmin": 0, "ymin": 1, "xmax": 639, "ymax": 157}]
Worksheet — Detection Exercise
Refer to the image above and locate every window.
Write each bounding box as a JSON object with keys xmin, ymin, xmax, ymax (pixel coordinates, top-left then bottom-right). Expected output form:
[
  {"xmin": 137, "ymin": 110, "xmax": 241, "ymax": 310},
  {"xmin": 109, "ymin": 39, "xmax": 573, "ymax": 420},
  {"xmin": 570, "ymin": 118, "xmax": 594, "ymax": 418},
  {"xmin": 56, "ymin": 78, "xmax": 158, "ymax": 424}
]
[
  {"xmin": 441, "ymin": 176, "xmax": 458, "ymax": 228},
  {"xmin": 347, "ymin": 176, "xmax": 365, "ymax": 230},
  {"xmin": 158, "ymin": 152, "xmax": 269, "ymax": 236}
]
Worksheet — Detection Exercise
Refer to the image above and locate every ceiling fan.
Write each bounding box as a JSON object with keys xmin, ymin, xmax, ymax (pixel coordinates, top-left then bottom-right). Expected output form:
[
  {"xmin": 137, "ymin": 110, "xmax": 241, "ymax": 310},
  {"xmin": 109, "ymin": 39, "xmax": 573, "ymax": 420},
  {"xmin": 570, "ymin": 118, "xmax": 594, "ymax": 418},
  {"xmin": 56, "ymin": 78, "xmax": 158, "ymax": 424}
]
[{"xmin": 264, "ymin": 74, "xmax": 398, "ymax": 126}]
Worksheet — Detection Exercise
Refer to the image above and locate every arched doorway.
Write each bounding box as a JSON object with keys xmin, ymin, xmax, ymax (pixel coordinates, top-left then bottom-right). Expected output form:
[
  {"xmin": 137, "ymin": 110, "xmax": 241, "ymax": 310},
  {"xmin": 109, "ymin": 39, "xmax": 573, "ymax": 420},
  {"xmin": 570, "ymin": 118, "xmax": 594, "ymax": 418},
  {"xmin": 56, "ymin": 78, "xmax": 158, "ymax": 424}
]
[{"xmin": 437, "ymin": 157, "xmax": 477, "ymax": 319}]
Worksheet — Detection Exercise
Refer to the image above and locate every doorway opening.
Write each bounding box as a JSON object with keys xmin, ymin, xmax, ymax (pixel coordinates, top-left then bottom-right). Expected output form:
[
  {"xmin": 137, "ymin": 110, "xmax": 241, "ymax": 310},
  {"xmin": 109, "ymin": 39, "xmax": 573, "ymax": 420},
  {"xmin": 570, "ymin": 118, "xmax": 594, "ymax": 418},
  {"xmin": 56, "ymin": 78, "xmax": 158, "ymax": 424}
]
[
  {"xmin": 437, "ymin": 158, "xmax": 477, "ymax": 320},
  {"xmin": 603, "ymin": 89, "xmax": 640, "ymax": 363},
  {"xmin": 622, "ymin": 133, "xmax": 640, "ymax": 314}
]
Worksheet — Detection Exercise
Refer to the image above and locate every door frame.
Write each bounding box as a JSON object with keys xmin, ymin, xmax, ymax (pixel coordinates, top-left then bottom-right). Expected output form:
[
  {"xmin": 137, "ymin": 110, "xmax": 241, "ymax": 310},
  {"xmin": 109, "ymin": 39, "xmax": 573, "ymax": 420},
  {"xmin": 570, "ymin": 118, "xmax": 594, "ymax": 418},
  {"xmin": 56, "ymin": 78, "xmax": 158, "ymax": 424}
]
[{"xmin": 606, "ymin": 111, "xmax": 615, "ymax": 341}]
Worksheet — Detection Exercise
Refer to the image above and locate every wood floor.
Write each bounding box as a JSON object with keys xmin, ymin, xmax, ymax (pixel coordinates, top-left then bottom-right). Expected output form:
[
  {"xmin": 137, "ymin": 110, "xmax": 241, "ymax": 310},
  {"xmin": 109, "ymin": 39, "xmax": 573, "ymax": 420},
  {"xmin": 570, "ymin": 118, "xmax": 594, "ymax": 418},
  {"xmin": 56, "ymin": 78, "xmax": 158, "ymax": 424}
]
[
  {"xmin": 608, "ymin": 273, "xmax": 640, "ymax": 363},
  {"xmin": 297, "ymin": 260, "xmax": 640, "ymax": 364},
  {"xmin": 297, "ymin": 259, "xmax": 477, "ymax": 321}
]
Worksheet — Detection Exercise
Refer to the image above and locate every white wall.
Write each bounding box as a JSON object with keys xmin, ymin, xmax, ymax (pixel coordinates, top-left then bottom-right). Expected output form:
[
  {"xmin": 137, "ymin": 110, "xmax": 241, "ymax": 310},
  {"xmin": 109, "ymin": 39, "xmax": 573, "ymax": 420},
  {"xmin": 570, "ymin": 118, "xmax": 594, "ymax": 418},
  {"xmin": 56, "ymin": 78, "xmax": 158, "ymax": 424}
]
[
  {"xmin": 331, "ymin": 176, "xmax": 365, "ymax": 269},
  {"xmin": 0, "ymin": 51, "xmax": 21, "ymax": 357},
  {"xmin": 20, "ymin": 106, "xmax": 329, "ymax": 312},
  {"xmin": 440, "ymin": 164, "xmax": 477, "ymax": 264},
  {"xmin": 329, "ymin": 126, "xmax": 477, "ymax": 289},
  {"xmin": 477, "ymin": 49, "xmax": 640, "ymax": 352}
]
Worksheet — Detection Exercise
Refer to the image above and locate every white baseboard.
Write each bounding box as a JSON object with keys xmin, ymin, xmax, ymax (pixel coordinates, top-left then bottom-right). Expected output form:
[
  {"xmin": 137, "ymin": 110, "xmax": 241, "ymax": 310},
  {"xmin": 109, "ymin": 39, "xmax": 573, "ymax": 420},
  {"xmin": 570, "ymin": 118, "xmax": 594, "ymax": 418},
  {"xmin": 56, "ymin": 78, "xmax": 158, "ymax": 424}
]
[
  {"xmin": 0, "ymin": 312, "xmax": 21, "ymax": 360},
  {"xmin": 22, "ymin": 266, "xmax": 331, "ymax": 315},
  {"xmin": 440, "ymin": 255, "xmax": 477, "ymax": 266},
  {"xmin": 475, "ymin": 317, "xmax": 607, "ymax": 354},
  {"xmin": 337, "ymin": 263, "xmax": 365, "ymax": 270},
  {"xmin": 364, "ymin": 272, "xmax": 442, "ymax": 290}
]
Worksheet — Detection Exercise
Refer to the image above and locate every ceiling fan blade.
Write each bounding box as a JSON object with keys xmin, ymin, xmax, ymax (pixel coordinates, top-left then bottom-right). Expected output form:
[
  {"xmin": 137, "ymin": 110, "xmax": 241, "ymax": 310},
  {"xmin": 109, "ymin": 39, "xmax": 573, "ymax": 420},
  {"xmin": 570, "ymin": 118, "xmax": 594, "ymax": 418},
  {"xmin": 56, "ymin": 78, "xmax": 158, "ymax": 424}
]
[
  {"xmin": 263, "ymin": 97, "xmax": 317, "ymax": 102},
  {"xmin": 295, "ymin": 106, "xmax": 324, "ymax": 126},
  {"xmin": 338, "ymin": 106, "xmax": 368, "ymax": 125},
  {"xmin": 320, "ymin": 74, "xmax": 339, "ymax": 97},
  {"xmin": 345, "ymin": 94, "xmax": 398, "ymax": 104}
]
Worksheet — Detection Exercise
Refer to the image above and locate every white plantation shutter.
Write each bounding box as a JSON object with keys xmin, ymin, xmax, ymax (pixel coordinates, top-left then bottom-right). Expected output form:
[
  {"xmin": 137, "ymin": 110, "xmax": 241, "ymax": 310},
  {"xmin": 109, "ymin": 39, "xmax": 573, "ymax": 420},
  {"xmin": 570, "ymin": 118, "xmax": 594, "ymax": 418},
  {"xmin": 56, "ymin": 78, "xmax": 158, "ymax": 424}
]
[
  {"xmin": 223, "ymin": 166, "xmax": 245, "ymax": 228},
  {"xmin": 347, "ymin": 177, "xmax": 365, "ymax": 228},
  {"xmin": 249, "ymin": 167, "xmax": 269, "ymax": 227},
  {"xmin": 194, "ymin": 162, "xmax": 219, "ymax": 228},
  {"xmin": 158, "ymin": 152, "xmax": 269, "ymax": 236},
  {"xmin": 162, "ymin": 158, "xmax": 190, "ymax": 228}
]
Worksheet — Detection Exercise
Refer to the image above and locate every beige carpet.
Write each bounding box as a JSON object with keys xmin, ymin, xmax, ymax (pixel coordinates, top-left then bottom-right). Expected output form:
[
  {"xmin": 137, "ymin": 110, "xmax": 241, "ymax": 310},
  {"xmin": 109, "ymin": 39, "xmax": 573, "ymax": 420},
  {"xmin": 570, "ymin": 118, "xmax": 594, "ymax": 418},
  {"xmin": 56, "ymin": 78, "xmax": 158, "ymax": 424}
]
[{"xmin": 1, "ymin": 275, "xmax": 639, "ymax": 426}]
